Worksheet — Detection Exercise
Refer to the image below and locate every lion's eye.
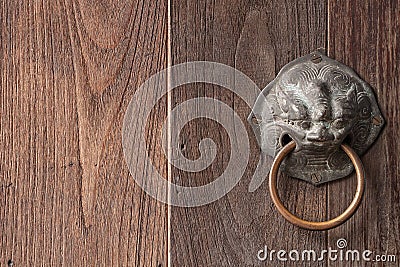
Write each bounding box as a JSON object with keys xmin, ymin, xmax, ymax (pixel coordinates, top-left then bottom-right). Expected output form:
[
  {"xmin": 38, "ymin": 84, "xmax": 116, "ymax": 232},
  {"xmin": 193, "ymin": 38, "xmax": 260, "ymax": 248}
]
[
  {"xmin": 332, "ymin": 118, "xmax": 346, "ymax": 129},
  {"xmin": 300, "ymin": 121, "xmax": 311, "ymax": 129}
]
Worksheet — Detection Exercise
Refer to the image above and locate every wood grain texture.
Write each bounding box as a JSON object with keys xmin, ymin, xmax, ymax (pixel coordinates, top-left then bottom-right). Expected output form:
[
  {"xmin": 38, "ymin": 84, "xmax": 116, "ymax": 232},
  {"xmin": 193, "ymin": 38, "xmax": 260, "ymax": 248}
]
[
  {"xmin": 327, "ymin": 0, "xmax": 399, "ymax": 266},
  {"xmin": 1, "ymin": 0, "xmax": 399, "ymax": 266},
  {"xmin": 0, "ymin": 0, "xmax": 167, "ymax": 266},
  {"xmin": 169, "ymin": 0, "xmax": 328, "ymax": 266}
]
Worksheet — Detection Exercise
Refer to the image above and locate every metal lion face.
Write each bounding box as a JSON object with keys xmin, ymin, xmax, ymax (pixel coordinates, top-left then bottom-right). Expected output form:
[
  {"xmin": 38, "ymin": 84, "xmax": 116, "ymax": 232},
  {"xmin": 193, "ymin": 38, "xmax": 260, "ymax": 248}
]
[{"xmin": 249, "ymin": 51, "xmax": 384, "ymax": 185}]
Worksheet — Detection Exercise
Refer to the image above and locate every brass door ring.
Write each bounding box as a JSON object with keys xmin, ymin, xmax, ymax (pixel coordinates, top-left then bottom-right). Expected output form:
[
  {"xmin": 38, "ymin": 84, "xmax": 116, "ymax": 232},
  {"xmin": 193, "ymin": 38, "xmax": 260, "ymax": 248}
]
[{"xmin": 269, "ymin": 141, "xmax": 365, "ymax": 231}]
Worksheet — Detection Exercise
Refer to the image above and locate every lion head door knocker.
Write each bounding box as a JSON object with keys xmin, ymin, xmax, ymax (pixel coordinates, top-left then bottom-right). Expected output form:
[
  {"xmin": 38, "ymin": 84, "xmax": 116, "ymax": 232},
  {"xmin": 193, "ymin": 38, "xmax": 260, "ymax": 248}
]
[{"xmin": 248, "ymin": 51, "xmax": 384, "ymax": 230}]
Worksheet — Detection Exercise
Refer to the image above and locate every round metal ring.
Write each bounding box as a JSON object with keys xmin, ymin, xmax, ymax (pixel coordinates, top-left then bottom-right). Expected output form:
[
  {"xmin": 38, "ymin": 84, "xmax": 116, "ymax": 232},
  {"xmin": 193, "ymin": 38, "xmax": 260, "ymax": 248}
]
[{"xmin": 269, "ymin": 141, "xmax": 365, "ymax": 231}]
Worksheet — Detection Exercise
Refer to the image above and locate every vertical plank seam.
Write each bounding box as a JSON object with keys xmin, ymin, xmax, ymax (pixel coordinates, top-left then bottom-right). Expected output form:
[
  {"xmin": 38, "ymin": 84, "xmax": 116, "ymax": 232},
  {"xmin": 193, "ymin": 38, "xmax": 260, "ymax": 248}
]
[
  {"xmin": 326, "ymin": 0, "xmax": 330, "ymax": 57},
  {"xmin": 167, "ymin": 0, "xmax": 172, "ymax": 266}
]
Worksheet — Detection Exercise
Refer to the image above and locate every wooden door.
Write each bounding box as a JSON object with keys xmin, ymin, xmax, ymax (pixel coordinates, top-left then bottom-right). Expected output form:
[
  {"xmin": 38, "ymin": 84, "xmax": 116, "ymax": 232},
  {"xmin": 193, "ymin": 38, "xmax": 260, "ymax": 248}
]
[{"xmin": 1, "ymin": 0, "xmax": 398, "ymax": 266}]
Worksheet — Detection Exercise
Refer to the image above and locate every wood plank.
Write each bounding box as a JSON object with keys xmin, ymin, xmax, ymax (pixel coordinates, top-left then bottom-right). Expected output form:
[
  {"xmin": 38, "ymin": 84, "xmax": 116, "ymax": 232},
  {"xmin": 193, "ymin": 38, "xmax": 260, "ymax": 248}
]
[
  {"xmin": 169, "ymin": 0, "xmax": 328, "ymax": 265},
  {"xmin": 327, "ymin": 0, "xmax": 399, "ymax": 266},
  {"xmin": 0, "ymin": 0, "xmax": 167, "ymax": 266}
]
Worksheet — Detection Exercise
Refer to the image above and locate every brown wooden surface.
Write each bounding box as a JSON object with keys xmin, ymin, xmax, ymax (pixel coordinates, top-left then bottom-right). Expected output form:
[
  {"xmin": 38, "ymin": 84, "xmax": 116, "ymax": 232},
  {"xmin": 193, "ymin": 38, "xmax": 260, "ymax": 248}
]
[
  {"xmin": 0, "ymin": 0, "xmax": 399, "ymax": 266},
  {"xmin": 327, "ymin": 0, "xmax": 399, "ymax": 266},
  {"xmin": 0, "ymin": 0, "xmax": 167, "ymax": 266},
  {"xmin": 169, "ymin": 0, "xmax": 328, "ymax": 266}
]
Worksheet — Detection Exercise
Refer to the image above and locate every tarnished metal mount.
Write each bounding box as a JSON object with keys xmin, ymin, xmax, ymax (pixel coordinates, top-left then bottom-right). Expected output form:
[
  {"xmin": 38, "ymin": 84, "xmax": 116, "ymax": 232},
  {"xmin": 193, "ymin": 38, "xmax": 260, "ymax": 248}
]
[{"xmin": 249, "ymin": 51, "xmax": 384, "ymax": 185}]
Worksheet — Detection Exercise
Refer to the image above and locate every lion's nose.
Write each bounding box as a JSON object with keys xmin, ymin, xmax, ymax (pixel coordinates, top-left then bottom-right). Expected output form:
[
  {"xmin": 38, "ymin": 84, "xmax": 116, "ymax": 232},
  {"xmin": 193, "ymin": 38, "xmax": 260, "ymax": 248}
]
[{"xmin": 306, "ymin": 129, "xmax": 334, "ymax": 142}]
